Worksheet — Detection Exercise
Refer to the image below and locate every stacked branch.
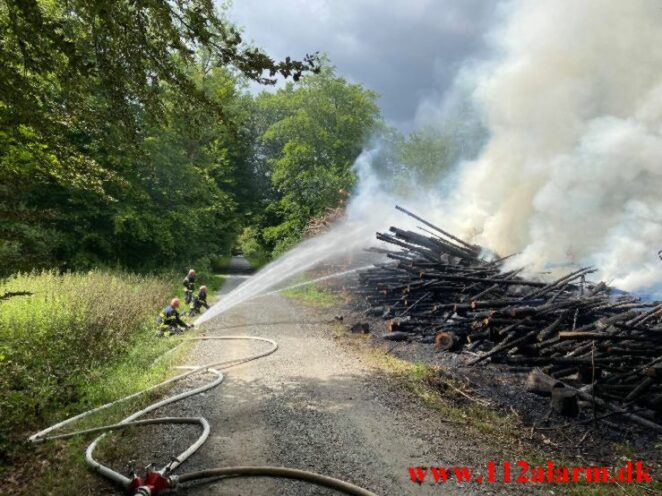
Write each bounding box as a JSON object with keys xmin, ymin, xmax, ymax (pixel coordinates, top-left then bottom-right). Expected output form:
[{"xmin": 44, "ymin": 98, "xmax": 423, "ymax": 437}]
[{"xmin": 359, "ymin": 206, "xmax": 662, "ymax": 432}]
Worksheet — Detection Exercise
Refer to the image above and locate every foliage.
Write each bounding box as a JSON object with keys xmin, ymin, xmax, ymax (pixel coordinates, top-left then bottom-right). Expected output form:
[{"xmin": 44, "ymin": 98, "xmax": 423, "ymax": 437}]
[
  {"xmin": 398, "ymin": 127, "xmax": 457, "ymax": 183},
  {"xmin": 0, "ymin": 270, "xmax": 172, "ymax": 462},
  {"xmin": 2, "ymin": 0, "xmax": 318, "ymax": 127},
  {"xmin": 242, "ymin": 77, "xmax": 460, "ymax": 263},
  {"xmin": 0, "ymin": 66, "xmax": 249, "ymax": 273},
  {"xmin": 112, "ymin": 65, "xmax": 250, "ymax": 269},
  {"xmin": 0, "ymin": 2, "xmax": 460, "ymax": 275},
  {"xmin": 236, "ymin": 226, "xmax": 270, "ymax": 268},
  {"xmin": 0, "ymin": 1, "xmax": 389, "ymax": 272},
  {"xmin": 367, "ymin": 125, "xmax": 460, "ymax": 196},
  {"xmin": 248, "ymin": 66, "xmax": 380, "ymax": 257},
  {"xmin": 0, "ymin": 0, "xmax": 317, "ymax": 275}
]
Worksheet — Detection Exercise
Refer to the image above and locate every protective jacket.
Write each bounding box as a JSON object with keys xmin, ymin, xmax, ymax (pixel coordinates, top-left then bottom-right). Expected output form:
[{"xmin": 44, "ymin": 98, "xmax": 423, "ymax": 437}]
[
  {"xmin": 183, "ymin": 275, "xmax": 196, "ymax": 290},
  {"xmin": 192, "ymin": 289, "xmax": 209, "ymax": 311},
  {"xmin": 183, "ymin": 275, "xmax": 196, "ymax": 304},
  {"xmin": 157, "ymin": 305, "xmax": 187, "ymax": 330}
]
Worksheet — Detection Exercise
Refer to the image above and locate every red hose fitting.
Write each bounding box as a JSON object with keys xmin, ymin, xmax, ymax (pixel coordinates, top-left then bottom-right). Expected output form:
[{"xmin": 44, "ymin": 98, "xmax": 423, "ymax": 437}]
[{"xmin": 129, "ymin": 469, "xmax": 171, "ymax": 495}]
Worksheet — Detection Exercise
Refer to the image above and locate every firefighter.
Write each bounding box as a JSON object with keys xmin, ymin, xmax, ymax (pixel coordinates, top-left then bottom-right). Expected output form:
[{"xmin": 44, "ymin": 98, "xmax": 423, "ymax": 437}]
[
  {"xmin": 156, "ymin": 297, "xmax": 192, "ymax": 337},
  {"xmin": 190, "ymin": 285, "xmax": 209, "ymax": 316},
  {"xmin": 183, "ymin": 269, "xmax": 196, "ymax": 304}
]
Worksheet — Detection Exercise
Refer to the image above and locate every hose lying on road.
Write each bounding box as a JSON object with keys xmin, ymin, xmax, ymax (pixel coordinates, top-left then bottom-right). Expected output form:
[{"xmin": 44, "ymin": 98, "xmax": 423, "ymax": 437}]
[
  {"xmin": 177, "ymin": 466, "xmax": 378, "ymax": 496},
  {"xmin": 29, "ymin": 335, "xmax": 378, "ymax": 496}
]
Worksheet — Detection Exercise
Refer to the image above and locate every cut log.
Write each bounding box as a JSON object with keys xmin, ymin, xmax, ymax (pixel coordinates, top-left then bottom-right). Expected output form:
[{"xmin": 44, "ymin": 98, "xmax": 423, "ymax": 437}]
[
  {"xmin": 624, "ymin": 377, "xmax": 655, "ymax": 403},
  {"xmin": 350, "ymin": 322, "xmax": 370, "ymax": 334},
  {"xmin": 525, "ymin": 369, "xmax": 562, "ymax": 396},
  {"xmin": 388, "ymin": 317, "xmax": 410, "ymax": 332},
  {"xmin": 551, "ymin": 385, "xmax": 579, "ymax": 417},
  {"xmin": 434, "ymin": 331, "xmax": 460, "ymax": 351},
  {"xmin": 578, "ymin": 366, "xmax": 602, "ymax": 384}
]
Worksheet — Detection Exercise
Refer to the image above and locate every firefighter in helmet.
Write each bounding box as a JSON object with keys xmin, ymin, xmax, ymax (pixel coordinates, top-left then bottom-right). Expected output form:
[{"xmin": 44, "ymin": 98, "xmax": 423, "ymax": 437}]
[
  {"xmin": 190, "ymin": 285, "xmax": 210, "ymax": 316},
  {"xmin": 156, "ymin": 297, "xmax": 192, "ymax": 337},
  {"xmin": 183, "ymin": 269, "xmax": 196, "ymax": 304}
]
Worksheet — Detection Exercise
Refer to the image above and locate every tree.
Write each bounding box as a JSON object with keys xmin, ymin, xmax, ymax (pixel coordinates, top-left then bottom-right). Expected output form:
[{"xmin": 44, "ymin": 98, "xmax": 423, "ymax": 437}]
[
  {"xmin": 245, "ymin": 65, "xmax": 380, "ymax": 256},
  {"xmin": 2, "ymin": 0, "xmax": 318, "ymax": 127},
  {"xmin": 0, "ymin": 0, "xmax": 318, "ymax": 274},
  {"xmin": 110, "ymin": 66, "xmax": 247, "ymax": 268},
  {"xmin": 358, "ymin": 125, "xmax": 461, "ymax": 199}
]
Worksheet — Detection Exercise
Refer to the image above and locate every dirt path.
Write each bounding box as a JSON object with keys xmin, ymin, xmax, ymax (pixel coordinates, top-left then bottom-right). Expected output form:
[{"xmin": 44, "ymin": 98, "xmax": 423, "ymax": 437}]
[{"xmin": 156, "ymin": 264, "xmax": 535, "ymax": 495}]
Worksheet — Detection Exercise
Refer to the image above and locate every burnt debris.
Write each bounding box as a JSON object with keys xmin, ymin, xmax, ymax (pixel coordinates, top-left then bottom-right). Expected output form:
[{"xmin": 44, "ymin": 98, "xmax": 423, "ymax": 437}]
[{"xmin": 359, "ymin": 206, "xmax": 662, "ymax": 432}]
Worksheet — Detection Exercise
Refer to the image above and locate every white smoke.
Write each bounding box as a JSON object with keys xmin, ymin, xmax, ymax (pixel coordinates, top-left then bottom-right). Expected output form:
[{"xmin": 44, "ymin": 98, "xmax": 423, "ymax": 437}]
[
  {"xmin": 444, "ymin": 0, "xmax": 662, "ymax": 296},
  {"xmin": 201, "ymin": 0, "xmax": 662, "ymax": 324}
]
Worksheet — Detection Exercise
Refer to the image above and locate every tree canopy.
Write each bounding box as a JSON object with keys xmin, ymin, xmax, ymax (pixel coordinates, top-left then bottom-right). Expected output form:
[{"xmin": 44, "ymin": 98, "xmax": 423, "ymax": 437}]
[
  {"xmin": 241, "ymin": 66, "xmax": 380, "ymax": 257},
  {"xmin": 1, "ymin": 1, "xmax": 460, "ymax": 275},
  {"xmin": 0, "ymin": 0, "xmax": 317, "ymax": 273}
]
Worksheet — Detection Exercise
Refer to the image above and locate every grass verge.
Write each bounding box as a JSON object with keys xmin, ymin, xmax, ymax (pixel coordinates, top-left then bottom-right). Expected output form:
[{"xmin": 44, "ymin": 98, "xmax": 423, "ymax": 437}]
[
  {"xmin": 281, "ymin": 280, "xmax": 339, "ymax": 308},
  {"xmin": 12, "ymin": 337, "xmax": 193, "ymax": 495},
  {"xmin": 0, "ymin": 270, "xmax": 195, "ymax": 495}
]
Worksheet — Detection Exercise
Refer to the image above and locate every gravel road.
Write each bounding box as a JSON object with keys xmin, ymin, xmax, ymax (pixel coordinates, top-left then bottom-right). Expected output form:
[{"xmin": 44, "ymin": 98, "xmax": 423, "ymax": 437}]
[{"xmin": 145, "ymin": 259, "xmax": 542, "ymax": 495}]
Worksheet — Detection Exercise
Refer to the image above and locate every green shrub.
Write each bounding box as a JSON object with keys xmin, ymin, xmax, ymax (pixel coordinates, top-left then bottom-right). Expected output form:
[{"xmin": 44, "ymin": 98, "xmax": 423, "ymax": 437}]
[{"xmin": 0, "ymin": 270, "xmax": 171, "ymax": 461}]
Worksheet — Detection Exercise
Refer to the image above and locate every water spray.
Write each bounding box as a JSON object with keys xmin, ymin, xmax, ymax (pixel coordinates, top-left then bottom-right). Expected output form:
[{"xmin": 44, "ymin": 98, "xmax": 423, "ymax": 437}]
[
  {"xmin": 249, "ymin": 265, "xmax": 374, "ymax": 300},
  {"xmin": 194, "ymin": 231, "xmax": 369, "ymax": 325},
  {"xmin": 195, "ymin": 238, "xmax": 379, "ymax": 326}
]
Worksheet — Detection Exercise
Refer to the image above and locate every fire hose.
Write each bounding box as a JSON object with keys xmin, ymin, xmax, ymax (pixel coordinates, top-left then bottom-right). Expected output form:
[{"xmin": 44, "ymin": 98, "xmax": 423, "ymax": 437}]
[{"xmin": 28, "ymin": 335, "xmax": 378, "ymax": 496}]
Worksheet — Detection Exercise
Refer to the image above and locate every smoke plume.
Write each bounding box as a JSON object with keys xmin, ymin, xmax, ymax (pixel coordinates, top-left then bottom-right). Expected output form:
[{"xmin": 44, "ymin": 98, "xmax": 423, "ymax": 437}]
[
  {"xmin": 443, "ymin": 0, "xmax": 662, "ymax": 296},
  {"xmin": 202, "ymin": 0, "xmax": 662, "ymax": 324}
]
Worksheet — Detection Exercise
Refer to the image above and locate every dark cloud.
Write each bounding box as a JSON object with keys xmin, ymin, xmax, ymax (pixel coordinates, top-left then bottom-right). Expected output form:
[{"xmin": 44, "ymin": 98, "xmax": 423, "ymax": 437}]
[{"xmin": 228, "ymin": 0, "xmax": 497, "ymax": 130}]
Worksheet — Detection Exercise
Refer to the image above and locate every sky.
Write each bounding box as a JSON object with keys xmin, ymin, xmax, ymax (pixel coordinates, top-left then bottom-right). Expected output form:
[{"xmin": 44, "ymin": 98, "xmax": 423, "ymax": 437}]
[{"xmin": 227, "ymin": 0, "xmax": 498, "ymax": 131}]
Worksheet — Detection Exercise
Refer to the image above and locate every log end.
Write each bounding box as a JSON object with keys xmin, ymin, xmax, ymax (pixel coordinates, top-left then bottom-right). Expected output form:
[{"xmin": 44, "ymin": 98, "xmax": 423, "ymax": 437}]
[{"xmin": 434, "ymin": 331, "xmax": 460, "ymax": 352}]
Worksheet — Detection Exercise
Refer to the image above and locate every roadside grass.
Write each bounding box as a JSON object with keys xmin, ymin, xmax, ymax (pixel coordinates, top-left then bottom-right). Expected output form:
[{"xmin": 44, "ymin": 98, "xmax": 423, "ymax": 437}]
[
  {"xmin": 339, "ymin": 329, "xmax": 520, "ymax": 439},
  {"xmin": 0, "ymin": 270, "xmax": 194, "ymax": 494},
  {"xmin": 208, "ymin": 274, "xmax": 226, "ymax": 293},
  {"xmin": 281, "ymin": 280, "xmax": 339, "ymax": 308},
  {"xmin": 331, "ymin": 325, "xmax": 520, "ymax": 438},
  {"xmin": 18, "ymin": 338, "xmax": 193, "ymax": 495},
  {"xmin": 335, "ymin": 326, "xmax": 659, "ymax": 496}
]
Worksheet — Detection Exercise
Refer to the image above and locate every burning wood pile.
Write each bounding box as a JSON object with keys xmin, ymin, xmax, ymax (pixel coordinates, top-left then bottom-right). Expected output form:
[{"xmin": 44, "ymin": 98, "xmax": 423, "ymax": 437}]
[{"xmin": 359, "ymin": 206, "xmax": 662, "ymax": 431}]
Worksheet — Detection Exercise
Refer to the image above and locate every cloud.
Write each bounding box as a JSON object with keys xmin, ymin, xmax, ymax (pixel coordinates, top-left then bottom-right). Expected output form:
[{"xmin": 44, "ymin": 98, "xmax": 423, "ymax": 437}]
[{"xmin": 227, "ymin": 0, "xmax": 496, "ymax": 130}]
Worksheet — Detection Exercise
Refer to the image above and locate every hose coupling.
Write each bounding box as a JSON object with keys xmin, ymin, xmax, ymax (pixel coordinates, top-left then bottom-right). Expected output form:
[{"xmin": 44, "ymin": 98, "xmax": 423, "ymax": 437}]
[{"xmin": 129, "ymin": 468, "xmax": 171, "ymax": 495}]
